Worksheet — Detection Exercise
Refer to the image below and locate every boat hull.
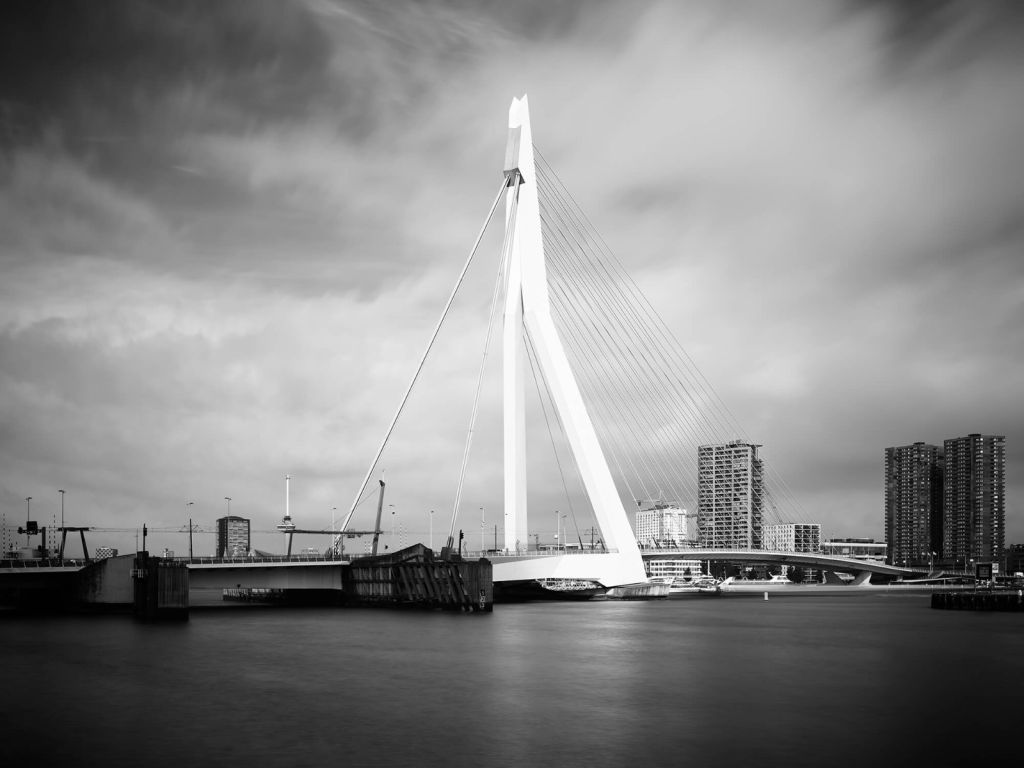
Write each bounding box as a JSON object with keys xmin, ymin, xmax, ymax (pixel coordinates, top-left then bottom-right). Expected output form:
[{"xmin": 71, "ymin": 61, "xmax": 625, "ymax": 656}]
[
  {"xmin": 493, "ymin": 578, "xmax": 605, "ymax": 602},
  {"xmin": 490, "ymin": 551, "xmax": 647, "ymax": 589},
  {"xmin": 718, "ymin": 582, "xmax": 866, "ymax": 596}
]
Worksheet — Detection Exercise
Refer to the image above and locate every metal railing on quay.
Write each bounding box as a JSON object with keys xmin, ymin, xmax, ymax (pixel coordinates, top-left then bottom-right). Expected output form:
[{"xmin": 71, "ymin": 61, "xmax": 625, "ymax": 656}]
[{"xmin": 0, "ymin": 558, "xmax": 89, "ymax": 569}]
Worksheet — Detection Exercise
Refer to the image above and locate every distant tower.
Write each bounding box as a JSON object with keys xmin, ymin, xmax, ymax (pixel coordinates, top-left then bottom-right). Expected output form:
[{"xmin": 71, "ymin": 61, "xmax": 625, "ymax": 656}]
[
  {"xmin": 943, "ymin": 434, "xmax": 1005, "ymax": 568},
  {"xmin": 216, "ymin": 516, "xmax": 251, "ymax": 557},
  {"xmin": 697, "ymin": 440, "xmax": 764, "ymax": 549},
  {"xmin": 884, "ymin": 442, "xmax": 943, "ymax": 566},
  {"xmin": 277, "ymin": 474, "xmax": 295, "ymax": 554}
]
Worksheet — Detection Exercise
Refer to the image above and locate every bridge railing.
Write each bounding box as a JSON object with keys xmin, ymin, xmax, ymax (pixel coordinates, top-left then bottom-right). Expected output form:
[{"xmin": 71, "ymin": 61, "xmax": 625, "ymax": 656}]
[
  {"xmin": 0, "ymin": 557, "xmax": 90, "ymax": 569},
  {"xmin": 468, "ymin": 548, "xmax": 619, "ymax": 559},
  {"xmin": 181, "ymin": 554, "xmax": 346, "ymax": 565}
]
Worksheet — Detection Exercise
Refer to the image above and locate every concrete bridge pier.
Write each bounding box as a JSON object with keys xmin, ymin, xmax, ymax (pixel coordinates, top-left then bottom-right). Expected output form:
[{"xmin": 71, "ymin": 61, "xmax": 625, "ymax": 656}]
[{"xmin": 132, "ymin": 551, "xmax": 189, "ymax": 621}]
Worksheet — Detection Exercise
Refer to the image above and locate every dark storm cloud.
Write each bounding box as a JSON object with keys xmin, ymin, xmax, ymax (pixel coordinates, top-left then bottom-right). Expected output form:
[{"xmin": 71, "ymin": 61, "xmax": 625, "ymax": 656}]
[{"xmin": 0, "ymin": 0, "xmax": 334, "ymax": 136}]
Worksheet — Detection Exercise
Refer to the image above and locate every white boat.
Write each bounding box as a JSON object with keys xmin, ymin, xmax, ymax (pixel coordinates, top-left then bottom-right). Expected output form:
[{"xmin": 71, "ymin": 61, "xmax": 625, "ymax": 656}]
[
  {"xmin": 604, "ymin": 580, "xmax": 671, "ymax": 600},
  {"xmin": 718, "ymin": 573, "xmax": 875, "ymax": 596},
  {"xmin": 668, "ymin": 575, "xmax": 720, "ymax": 598}
]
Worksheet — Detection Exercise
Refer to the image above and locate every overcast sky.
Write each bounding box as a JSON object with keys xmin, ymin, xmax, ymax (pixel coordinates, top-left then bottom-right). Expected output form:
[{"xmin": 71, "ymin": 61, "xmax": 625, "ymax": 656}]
[{"xmin": 2, "ymin": 0, "xmax": 1022, "ymax": 556}]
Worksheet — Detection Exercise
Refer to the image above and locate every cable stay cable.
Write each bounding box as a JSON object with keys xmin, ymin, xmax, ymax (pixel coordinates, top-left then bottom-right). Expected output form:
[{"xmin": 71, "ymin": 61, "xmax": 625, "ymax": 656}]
[
  {"xmin": 539, "ymin": 172, "xmax": 702, "ymax": 507},
  {"xmin": 337, "ymin": 176, "xmax": 510, "ymax": 547},
  {"xmin": 537, "ymin": 151, "xmax": 736, "ymax": 454},
  {"xmin": 543, "ymin": 237, "xmax": 697, "ymax": 506},
  {"xmin": 538, "ymin": 160, "xmax": 726, "ymax": 454},
  {"xmin": 534, "ymin": 147, "xmax": 811, "ymax": 537}
]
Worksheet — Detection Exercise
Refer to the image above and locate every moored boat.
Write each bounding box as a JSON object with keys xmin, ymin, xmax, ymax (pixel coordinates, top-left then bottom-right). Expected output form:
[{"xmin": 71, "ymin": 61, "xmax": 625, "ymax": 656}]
[
  {"xmin": 493, "ymin": 577, "xmax": 607, "ymax": 601},
  {"xmin": 667, "ymin": 575, "xmax": 720, "ymax": 598},
  {"xmin": 718, "ymin": 573, "xmax": 881, "ymax": 596},
  {"xmin": 604, "ymin": 580, "xmax": 671, "ymax": 600}
]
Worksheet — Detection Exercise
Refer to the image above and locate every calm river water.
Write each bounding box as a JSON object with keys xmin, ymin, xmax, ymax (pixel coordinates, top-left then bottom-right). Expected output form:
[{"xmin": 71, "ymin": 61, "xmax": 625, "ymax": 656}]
[{"xmin": 2, "ymin": 594, "xmax": 1019, "ymax": 767}]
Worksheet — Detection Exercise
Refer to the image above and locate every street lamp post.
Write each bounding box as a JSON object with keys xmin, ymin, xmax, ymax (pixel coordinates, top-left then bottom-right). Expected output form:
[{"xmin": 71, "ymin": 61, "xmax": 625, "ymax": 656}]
[
  {"xmin": 186, "ymin": 501, "xmax": 194, "ymax": 561},
  {"xmin": 58, "ymin": 489, "xmax": 65, "ymax": 562},
  {"xmin": 480, "ymin": 506, "xmax": 485, "ymax": 554},
  {"xmin": 331, "ymin": 506, "xmax": 337, "ymax": 559},
  {"xmin": 561, "ymin": 514, "xmax": 568, "ymax": 551},
  {"xmin": 25, "ymin": 497, "xmax": 32, "ymax": 546},
  {"xmin": 429, "ymin": 509, "xmax": 434, "ymax": 552}
]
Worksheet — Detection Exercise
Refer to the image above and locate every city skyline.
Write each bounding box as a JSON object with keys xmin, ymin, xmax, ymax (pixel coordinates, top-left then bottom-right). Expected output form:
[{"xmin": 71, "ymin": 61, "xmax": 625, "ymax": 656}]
[{"xmin": 2, "ymin": 1, "xmax": 1023, "ymax": 556}]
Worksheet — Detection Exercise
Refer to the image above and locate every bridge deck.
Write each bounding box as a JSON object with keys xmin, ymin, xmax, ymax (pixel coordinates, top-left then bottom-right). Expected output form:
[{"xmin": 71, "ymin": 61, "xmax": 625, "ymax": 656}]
[{"xmin": 638, "ymin": 548, "xmax": 915, "ymax": 577}]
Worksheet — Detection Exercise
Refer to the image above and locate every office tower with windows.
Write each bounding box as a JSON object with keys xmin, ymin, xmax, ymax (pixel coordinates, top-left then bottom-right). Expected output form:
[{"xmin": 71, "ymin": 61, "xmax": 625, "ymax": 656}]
[{"xmin": 216, "ymin": 515, "xmax": 251, "ymax": 558}]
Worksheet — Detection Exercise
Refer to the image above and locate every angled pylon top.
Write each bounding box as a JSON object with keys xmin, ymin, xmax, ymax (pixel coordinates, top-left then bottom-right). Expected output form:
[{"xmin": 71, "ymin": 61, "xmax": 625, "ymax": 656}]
[{"xmin": 503, "ymin": 95, "xmax": 531, "ymax": 184}]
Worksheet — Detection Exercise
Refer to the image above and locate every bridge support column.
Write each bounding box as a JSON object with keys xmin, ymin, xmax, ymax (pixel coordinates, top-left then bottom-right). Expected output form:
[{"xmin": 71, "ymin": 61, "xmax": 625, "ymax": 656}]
[{"xmin": 132, "ymin": 552, "xmax": 189, "ymax": 621}]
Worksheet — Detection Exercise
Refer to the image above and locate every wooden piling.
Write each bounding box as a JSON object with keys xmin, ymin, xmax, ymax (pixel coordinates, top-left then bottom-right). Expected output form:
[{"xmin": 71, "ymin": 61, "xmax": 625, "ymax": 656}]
[{"xmin": 931, "ymin": 590, "xmax": 1024, "ymax": 612}]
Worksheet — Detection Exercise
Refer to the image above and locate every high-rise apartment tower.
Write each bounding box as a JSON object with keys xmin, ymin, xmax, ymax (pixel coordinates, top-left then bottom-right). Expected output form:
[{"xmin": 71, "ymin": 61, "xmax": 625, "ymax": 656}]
[
  {"xmin": 697, "ymin": 440, "xmax": 763, "ymax": 549},
  {"xmin": 884, "ymin": 442, "xmax": 943, "ymax": 566},
  {"xmin": 943, "ymin": 434, "xmax": 1005, "ymax": 567}
]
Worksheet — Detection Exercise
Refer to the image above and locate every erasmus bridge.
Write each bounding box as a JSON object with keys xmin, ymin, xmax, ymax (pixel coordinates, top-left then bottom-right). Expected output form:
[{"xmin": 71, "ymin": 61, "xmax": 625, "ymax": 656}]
[
  {"xmin": 3, "ymin": 97, "xmax": 910, "ymax": 609},
  {"xmin": 332, "ymin": 94, "xmax": 891, "ymax": 590}
]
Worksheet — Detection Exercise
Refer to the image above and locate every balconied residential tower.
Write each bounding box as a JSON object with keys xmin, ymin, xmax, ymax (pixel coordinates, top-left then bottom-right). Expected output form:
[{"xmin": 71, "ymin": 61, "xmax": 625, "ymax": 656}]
[
  {"xmin": 943, "ymin": 434, "xmax": 1005, "ymax": 568},
  {"xmin": 697, "ymin": 440, "xmax": 764, "ymax": 549},
  {"xmin": 884, "ymin": 442, "xmax": 943, "ymax": 567}
]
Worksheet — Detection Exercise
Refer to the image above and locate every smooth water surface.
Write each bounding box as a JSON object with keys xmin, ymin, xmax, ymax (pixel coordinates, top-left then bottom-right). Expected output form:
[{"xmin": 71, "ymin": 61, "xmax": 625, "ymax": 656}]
[{"xmin": 2, "ymin": 595, "xmax": 1019, "ymax": 767}]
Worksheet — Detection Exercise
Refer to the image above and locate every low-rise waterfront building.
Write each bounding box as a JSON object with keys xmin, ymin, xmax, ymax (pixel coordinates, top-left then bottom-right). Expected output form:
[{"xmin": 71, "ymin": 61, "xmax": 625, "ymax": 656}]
[
  {"xmin": 646, "ymin": 558, "xmax": 706, "ymax": 580},
  {"xmin": 635, "ymin": 504, "xmax": 689, "ymax": 547},
  {"xmin": 821, "ymin": 538, "xmax": 887, "ymax": 562},
  {"xmin": 763, "ymin": 523, "xmax": 820, "ymax": 553}
]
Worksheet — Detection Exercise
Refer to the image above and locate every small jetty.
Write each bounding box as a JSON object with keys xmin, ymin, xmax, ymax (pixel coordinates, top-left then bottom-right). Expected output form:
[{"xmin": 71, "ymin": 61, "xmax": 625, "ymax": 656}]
[
  {"xmin": 344, "ymin": 543, "xmax": 492, "ymax": 612},
  {"xmin": 931, "ymin": 590, "xmax": 1024, "ymax": 612}
]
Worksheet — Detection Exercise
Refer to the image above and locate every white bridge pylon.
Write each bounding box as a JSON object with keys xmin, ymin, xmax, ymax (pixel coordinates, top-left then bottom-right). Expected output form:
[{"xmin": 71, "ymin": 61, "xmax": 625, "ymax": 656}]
[{"xmin": 496, "ymin": 95, "xmax": 647, "ymax": 587}]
